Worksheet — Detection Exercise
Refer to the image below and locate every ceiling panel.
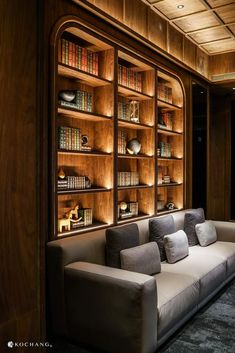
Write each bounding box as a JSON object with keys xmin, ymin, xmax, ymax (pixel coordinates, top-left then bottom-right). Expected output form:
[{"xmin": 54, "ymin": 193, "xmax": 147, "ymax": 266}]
[
  {"xmin": 152, "ymin": 0, "xmax": 206, "ymax": 20},
  {"xmin": 215, "ymin": 3, "xmax": 235, "ymax": 24},
  {"xmin": 202, "ymin": 38, "xmax": 235, "ymax": 53},
  {"xmin": 207, "ymin": 0, "xmax": 235, "ymax": 8},
  {"xmin": 143, "ymin": 0, "xmax": 235, "ymax": 54},
  {"xmin": 173, "ymin": 11, "xmax": 220, "ymax": 32},
  {"xmin": 189, "ymin": 27, "xmax": 230, "ymax": 44}
]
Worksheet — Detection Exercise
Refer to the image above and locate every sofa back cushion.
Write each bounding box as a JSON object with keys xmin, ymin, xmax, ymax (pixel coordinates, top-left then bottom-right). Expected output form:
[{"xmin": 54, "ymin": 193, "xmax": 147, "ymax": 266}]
[
  {"xmin": 184, "ymin": 208, "xmax": 205, "ymax": 246},
  {"xmin": 106, "ymin": 223, "xmax": 139, "ymax": 268},
  {"xmin": 120, "ymin": 242, "xmax": 161, "ymax": 275},
  {"xmin": 149, "ymin": 215, "xmax": 175, "ymax": 261},
  {"xmin": 195, "ymin": 221, "xmax": 217, "ymax": 246},
  {"xmin": 164, "ymin": 230, "xmax": 189, "ymax": 263}
]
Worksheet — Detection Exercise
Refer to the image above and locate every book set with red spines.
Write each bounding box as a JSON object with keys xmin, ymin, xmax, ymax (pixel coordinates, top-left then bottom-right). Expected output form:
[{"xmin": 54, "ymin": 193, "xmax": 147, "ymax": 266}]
[
  {"xmin": 118, "ymin": 64, "xmax": 142, "ymax": 92},
  {"xmin": 157, "ymin": 83, "xmax": 173, "ymax": 103},
  {"xmin": 158, "ymin": 111, "xmax": 173, "ymax": 130},
  {"xmin": 59, "ymin": 38, "xmax": 99, "ymax": 76},
  {"xmin": 118, "ymin": 130, "xmax": 127, "ymax": 154}
]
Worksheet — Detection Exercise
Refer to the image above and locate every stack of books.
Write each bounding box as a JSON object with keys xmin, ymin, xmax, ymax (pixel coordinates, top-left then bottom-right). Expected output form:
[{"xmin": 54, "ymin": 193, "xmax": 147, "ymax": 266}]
[
  {"xmin": 162, "ymin": 175, "xmax": 171, "ymax": 184},
  {"xmin": 157, "ymin": 83, "xmax": 172, "ymax": 103},
  {"xmin": 78, "ymin": 208, "xmax": 92, "ymax": 226},
  {"xmin": 118, "ymin": 172, "xmax": 139, "ymax": 186},
  {"xmin": 118, "ymin": 64, "xmax": 142, "ymax": 92},
  {"xmin": 59, "ymin": 38, "xmax": 99, "ymax": 75},
  {"xmin": 159, "ymin": 141, "xmax": 171, "ymax": 158},
  {"xmin": 58, "ymin": 179, "xmax": 68, "ymax": 190},
  {"xmin": 118, "ymin": 201, "xmax": 138, "ymax": 219},
  {"xmin": 58, "ymin": 126, "xmax": 82, "ymax": 151},
  {"xmin": 158, "ymin": 111, "xmax": 173, "ymax": 130},
  {"xmin": 59, "ymin": 90, "xmax": 92, "ymax": 112},
  {"xmin": 118, "ymin": 130, "xmax": 127, "ymax": 154}
]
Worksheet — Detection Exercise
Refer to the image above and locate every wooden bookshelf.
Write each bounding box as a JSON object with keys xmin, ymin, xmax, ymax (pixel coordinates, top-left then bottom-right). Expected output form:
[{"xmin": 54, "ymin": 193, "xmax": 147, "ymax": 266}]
[
  {"xmin": 157, "ymin": 70, "xmax": 184, "ymax": 214},
  {"xmin": 50, "ymin": 24, "xmax": 185, "ymax": 239}
]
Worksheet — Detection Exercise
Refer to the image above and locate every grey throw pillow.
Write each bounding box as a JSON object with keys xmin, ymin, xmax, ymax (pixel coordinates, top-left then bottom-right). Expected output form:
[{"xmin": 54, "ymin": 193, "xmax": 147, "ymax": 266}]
[
  {"xmin": 120, "ymin": 242, "xmax": 161, "ymax": 275},
  {"xmin": 184, "ymin": 208, "xmax": 205, "ymax": 246},
  {"xmin": 106, "ymin": 223, "xmax": 139, "ymax": 268},
  {"xmin": 149, "ymin": 215, "xmax": 175, "ymax": 261},
  {"xmin": 164, "ymin": 230, "xmax": 189, "ymax": 263},
  {"xmin": 195, "ymin": 221, "xmax": 217, "ymax": 247}
]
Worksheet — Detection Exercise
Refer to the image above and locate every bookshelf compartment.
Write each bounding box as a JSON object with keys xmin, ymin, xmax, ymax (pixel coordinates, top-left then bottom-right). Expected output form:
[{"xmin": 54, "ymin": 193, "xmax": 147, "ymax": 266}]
[
  {"xmin": 57, "ymin": 191, "xmax": 114, "ymax": 236},
  {"xmin": 117, "ymin": 188, "xmax": 154, "ymax": 222},
  {"xmin": 118, "ymin": 127, "xmax": 154, "ymax": 157},
  {"xmin": 118, "ymin": 158, "xmax": 155, "ymax": 188},
  {"xmin": 157, "ymin": 184, "xmax": 183, "ymax": 214}
]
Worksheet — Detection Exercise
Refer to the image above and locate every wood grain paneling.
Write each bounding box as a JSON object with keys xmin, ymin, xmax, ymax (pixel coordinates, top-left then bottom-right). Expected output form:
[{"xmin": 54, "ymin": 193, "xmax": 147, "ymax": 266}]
[
  {"xmin": 174, "ymin": 12, "xmax": 219, "ymax": 33},
  {"xmin": 93, "ymin": 0, "xmax": 123, "ymax": 22},
  {"xmin": 183, "ymin": 37, "xmax": 196, "ymax": 70},
  {"xmin": 202, "ymin": 38, "xmax": 235, "ymax": 55},
  {"xmin": 153, "ymin": 0, "xmax": 206, "ymax": 20},
  {"xmin": 196, "ymin": 47, "xmax": 209, "ymax": 78},
  {"xmin": 124, "ymin": 0, "xmax": 148, "ymax": 37},
  {"xmin": 0, "ymin": 0, "xmax": 42, "ymax": 346},
  {"xmin": 168, "ymin": 24, "xmax": 183, "ymax": 62},
  {"xmin": 209, "ymin": 52, "xmax": 235, "ymax": 77},
  {"xmin": 215, "ymin": 3, "xmax": 235, "ymax": 24},
  {"xmin": 147, "ymin": 8, "xmax": 167, "ymax": 51},
  {"xmin": 189, "ymin": 27, "xmax": 230, "ymax": 44}
]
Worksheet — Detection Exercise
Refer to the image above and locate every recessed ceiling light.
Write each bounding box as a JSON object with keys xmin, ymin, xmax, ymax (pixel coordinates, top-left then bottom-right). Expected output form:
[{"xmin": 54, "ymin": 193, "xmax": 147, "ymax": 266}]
[
  {"xmin": 233, "ymin": 87, "xmax": 235, "ymax": 90},
  {"xmin": 177, "ymin": 4, "xmax": 184, "ymax": 9}
]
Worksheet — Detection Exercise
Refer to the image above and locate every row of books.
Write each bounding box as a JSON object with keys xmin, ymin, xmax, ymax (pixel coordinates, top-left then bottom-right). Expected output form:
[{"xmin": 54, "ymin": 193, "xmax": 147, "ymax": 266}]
[
  {"xmin": 118, "ymin": 64, "xmax": 142, "ymax": 92},
  {"xmin": 58, "ymin": 126, "xmax": 82, "ymax": 151},
  {"xmin": 118, "ymin": 130, "xmax": 127, "ymax": 154},
  {"xmin": 58, "ymin": 176, "xmax": 89, "ymax": 190},
  {"xmin": 118, "ymin": 201, "xmax": 139, "ymax": 219},
  {"xmin": 118, "ymin": 172, "xmax": 139, "ymax": 186},
  {"xmin": 158, "ymin": 112, "xmax": 173, "ymax": 130},
  {"xmin": 118, "ymin": 98, "xmax": 140, "ymax": 122},
  {"xmin": 59, "ymin": 38, "xmax": 99, "ymax": 75},
  {"xmin": 69, "ymin": 208, "xmax": 93, "ymax": 229},
  {"xmin": 157, "ymin": 83, "xmax": 173, "ymax": 103},
  {"xmin": 59, "ymin": 90, "xmax": 92, "ymax": 112},
  {"xmin": 158, "ymin": 141, "xmax": 171, "ymax": 158}
]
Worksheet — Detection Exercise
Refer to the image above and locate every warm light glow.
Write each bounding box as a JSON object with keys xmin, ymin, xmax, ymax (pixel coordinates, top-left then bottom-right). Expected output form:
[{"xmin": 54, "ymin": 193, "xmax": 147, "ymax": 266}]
[{"xmin": 177, "ymin": 4, "xmax": 184, "ymax": 9}]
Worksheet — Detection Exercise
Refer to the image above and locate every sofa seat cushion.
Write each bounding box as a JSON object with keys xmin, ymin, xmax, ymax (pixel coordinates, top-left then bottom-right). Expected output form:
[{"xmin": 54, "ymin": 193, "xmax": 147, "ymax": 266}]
[
  {"xmin": 161, "ymin": 250, "xmax": 226, "ymax": 301},
  {"xmin": 189, "ymin": 242, "xmax": 235, "ymax": 277},
  {"xmin": 153, "ymin": 272, "xmax": 199, "ymax": 337}
]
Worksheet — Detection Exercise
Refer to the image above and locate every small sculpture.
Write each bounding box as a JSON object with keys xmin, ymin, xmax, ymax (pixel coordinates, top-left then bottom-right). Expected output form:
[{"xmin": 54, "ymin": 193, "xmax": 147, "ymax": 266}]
[
  {"xmin": 59, "ymin": 90, "xmax": 76, "ymax": 102},
  {"xmin": 126, "ymin": 138, "xmax": 141, "ymax": 155},
  {"xmin": 165, "ymin": 201, "xmax": 175, "ymax": 210},
  {"xmin": 58, "ymin": 205, "xmax": 81, "ymax": 233},
  {"xmin": 58, "ymin": 167, "xmax": 66, "ymax": 179}
]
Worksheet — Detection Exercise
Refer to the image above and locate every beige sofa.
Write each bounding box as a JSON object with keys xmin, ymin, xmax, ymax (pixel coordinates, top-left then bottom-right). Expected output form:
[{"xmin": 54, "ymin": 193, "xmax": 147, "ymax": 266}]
[{"xmin": 47, "ymin": 210, "xmax": 235, "ymax": 353}]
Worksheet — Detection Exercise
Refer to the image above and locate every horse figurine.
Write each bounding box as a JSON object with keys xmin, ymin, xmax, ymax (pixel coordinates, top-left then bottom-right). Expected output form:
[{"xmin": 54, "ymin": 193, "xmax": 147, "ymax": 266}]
[{"xmin": 58, "ymin": 204, "xmax": 80, "ymax": 233}]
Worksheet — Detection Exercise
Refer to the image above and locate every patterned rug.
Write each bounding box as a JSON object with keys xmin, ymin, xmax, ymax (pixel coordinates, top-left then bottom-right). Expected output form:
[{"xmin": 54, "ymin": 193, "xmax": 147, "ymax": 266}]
[{"xmin": 49, "ymin": 278, "xmax": 235, "ymax": 353}]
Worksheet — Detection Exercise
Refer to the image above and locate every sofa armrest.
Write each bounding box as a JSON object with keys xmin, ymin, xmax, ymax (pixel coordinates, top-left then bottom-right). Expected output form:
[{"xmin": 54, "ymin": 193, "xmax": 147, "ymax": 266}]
[
  {"xmin": 212, "ymin": 221, "xmax": 235, "ymax": 242},
  {"xmin": 64, "ymin": 261, "xmax": 157, "ymax": 353}
]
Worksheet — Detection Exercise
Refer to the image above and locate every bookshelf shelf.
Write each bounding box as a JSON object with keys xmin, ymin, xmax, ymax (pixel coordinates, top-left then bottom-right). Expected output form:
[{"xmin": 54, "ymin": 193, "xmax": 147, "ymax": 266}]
[
  {"xmin": 57, "ymin": 221, "xmax": 108, "ymax": 237},
  {"xmin": 58, "ymin": 63, "xmax": 112, "ymax": 87},
  {"xmin": 58, "ymin": 107, "xmax": 113, "ymax": 122},
  {"xmin": 51, "ymin": 23, "xmax": 185, "ymax": 239},
  {"xmin": 118, "ymin": 153, "xmax": 153, "ymax": 159},
  {"xmin": 118, "ymin": 213, "xmax": 151, "ymax": 224},
  {"xmin": 118, "ymin": 119, "xmax": 153, "ymax": 130},
  {"xmin": 157, "ymin": 99, "xmax": 182, "ymax": 111},
  {"xmin": 158, "ymin": 183, "xmax": 182, "ymax": 187},
  {"xmin": 118, "ymin": 184, "xmax": 153, "ymax": 190},
  {"xmin": 58, "ymin": 150, "xmax": 112, "ymax": 157},
  {"xmin": 57, "ymin": 187, "xmax": 112, "ymax": 195},
  {"xmin": 118, "ymin": 85, "xmax": 153, "ymax": 101},
  {"xmin": 157, "ymin": 127, "xmax": 182, "ymax": 136}
]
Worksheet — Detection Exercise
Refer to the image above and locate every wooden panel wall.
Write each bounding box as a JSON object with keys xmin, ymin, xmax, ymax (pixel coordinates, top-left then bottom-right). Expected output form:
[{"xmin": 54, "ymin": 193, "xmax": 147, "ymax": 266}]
[
  {"xmin": 207, "ymin": 94, "xmax": 231, "ymax": 220},
  {"xmin": 79, "ymin": 0, "xmax": 209, "ymax": 78},
  {"xmin": 209, "ymin": 52, "xmax": 235, "ymax": 79},
  {"xmin": 0, "ymin": 0, "xmax": 42, "ymax": 351}
]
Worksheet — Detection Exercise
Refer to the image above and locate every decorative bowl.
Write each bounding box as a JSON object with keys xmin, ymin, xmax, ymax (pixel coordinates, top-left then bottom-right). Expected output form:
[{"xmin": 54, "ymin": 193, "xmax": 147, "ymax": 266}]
[{"xmin": 59, "ymin": 90, "xmax": 76, "ymax": 102}]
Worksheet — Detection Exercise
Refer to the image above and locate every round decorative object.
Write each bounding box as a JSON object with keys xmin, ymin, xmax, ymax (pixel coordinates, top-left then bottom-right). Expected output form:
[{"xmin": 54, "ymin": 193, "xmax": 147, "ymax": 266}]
[
  {"xmin": 126, "ymin": 139, "xmax": 141, "ymax": 155},
  {"xmin": 165, "ymin": 202, "xmax": 175, "ymax": 210},
  {"xmin": 58, "ymin": 167, "xmax": 65, "ymax": 179},
  {"xmin": 82, "ymin": 135, "xmax": 89, "ymax": 146},
  {"xmin": 120, "ymin": 201, "xmax": 128, "ymax": 211},
  {"xmin": 59, "ymin": 90, "xmax": 76, "ymax": 102}
]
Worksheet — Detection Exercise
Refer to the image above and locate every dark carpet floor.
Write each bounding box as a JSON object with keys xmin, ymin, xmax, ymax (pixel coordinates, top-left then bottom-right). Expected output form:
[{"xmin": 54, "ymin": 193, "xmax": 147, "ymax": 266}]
[{"xmin": 49, "ymin": 278, "xmax": 235, "ymax": 353}]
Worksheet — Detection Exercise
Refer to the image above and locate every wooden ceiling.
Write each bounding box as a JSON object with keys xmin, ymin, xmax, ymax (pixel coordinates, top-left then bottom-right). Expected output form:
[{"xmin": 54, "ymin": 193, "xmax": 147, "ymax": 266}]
[{"xmin": 142, "ymin": 0, "xmax": 235, "ymax": 55}]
